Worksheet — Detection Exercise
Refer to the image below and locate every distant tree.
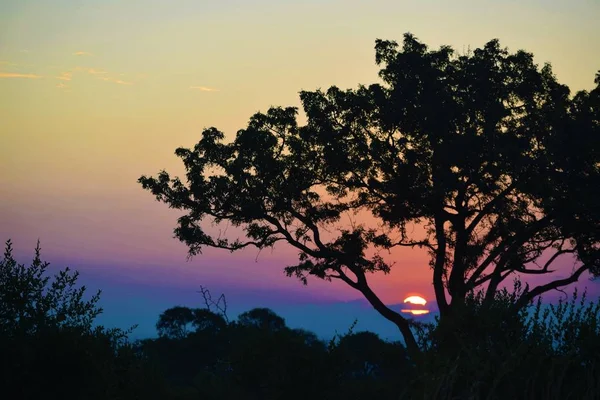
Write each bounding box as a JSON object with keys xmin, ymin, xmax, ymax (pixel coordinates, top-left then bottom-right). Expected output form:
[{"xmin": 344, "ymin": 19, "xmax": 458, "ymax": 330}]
[
  {"xmin": 156, "ymin": 306, "xmax": 196, "ymax": 339},
  {"xmin": 156, "ymin": 306, "xmax": 229, "ymax": 340},
  {"xmin": 139, "ymin": 33, "xmax": 600, "ymax": 356},
  {"xmin": 237, "ymin": 307, "xmax": 286, "ymax": 331},
  {"xmin": 192, "ymin": 308, "xmax": 227, "ymax": 334}
]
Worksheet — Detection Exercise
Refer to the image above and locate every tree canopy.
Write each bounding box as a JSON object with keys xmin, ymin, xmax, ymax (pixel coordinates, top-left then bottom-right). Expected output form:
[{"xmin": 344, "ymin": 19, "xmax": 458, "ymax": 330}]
[
  {"xmin": 156, "ymin": 306, "xmax": 227, "ymax": 339},
  {"xmin": 139, "ymin": 33, "xmax": 600, "ymax": 355}
]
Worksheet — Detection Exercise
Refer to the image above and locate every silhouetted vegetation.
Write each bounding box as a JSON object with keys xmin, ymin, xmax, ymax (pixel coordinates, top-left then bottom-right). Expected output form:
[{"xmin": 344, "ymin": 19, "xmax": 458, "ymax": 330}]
[
  {"xmin": 0, "ymin": 240, "xmax": 169, "ymax": 399},
  {"xmin": 3, "ymin": 241, "xmax": 600, "ymax": 399},
  {"xmin": 139, "ymin": 33, "xmax": 600, "ymax": 357},
  {"xmin": 4, "ymin": 32, "xmax": 599, "ymax": 400}
]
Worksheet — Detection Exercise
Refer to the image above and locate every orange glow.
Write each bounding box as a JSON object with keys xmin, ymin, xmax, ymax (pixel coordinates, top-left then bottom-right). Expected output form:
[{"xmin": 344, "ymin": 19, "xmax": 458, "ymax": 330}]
[{"xmin": 401, "ymin": 309, "xmax": 430, "ymax": 315}]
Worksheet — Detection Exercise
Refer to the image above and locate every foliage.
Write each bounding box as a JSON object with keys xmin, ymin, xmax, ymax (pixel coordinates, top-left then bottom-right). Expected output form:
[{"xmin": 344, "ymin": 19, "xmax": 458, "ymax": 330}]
[
  {"xmin": 139, "ymin": 33, "xmax": 600, "ymax": 353},
  {"xmin": 139, "ymin": 292, "xmax": 600, "ymax": 399},
  {"xmin": 236, "ymin": 307, "xmax": 286, "ymax": 331},
  {"xmin": 0, "ymin": 240, "xmax": 102, "ymax": 336},
  {"xmin": 3, "ymin": 240, "xmax": 599, "ymax": 398},
  {"xmin": 411, "ymin": 286, "xmax": 600, "ymax": 400},
  {"xmin": 0, "ymin": 240, "xmax": 167, "ymax": 400},
  {"xmin": 156, "ymin": 306, "xmax": 194, "ymax": 339}
]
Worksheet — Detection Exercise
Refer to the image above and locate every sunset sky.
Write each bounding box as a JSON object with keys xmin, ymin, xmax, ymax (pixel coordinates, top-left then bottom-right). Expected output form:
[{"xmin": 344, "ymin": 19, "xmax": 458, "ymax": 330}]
[{"xmin": 2, "ymin": 0, "xmax": 599, "ymax": 337}]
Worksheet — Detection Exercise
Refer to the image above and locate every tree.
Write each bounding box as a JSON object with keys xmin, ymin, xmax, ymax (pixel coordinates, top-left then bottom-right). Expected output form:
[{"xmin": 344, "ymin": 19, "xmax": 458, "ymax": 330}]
[
  {"xmin": 0, "ymin": 239, "xmax": 102, "ymax": 336},
  {"xmin": 156, "ymin": 306, "xmax": 228, "ymax": 339},
  {"xmin": 156, "ymin": 306, "xmax": 196, "ymax": 339},
  {"xmin": 237, "ymin": 307, "xmax": 286, "ymax": 331},
  {"xmin": 139, "ymin": 33, "xmax": 600, "ymax": 356},
  {"xmin": 0, "ymin": 240, "xmax": 165, "ymax": 399},
  {"xmin": 191, "ymin": 308, "xmax": 227, "ymax": 334}
]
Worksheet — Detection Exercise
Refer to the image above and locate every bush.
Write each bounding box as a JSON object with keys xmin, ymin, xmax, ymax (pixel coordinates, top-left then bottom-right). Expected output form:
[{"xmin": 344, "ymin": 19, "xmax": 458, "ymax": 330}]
[{"xmin": 0, "ymin": 240, "xmax": 168, "ymax": 400}]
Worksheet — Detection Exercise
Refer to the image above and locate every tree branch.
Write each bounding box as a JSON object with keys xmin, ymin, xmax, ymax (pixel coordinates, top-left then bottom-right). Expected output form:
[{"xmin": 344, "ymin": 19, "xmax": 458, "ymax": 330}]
[
  {"xmin": 515, "ymin": 264, "xmax": 589, "ymax": 309},
  {"xmin": 352, "ymin": 269, "xmax": 420, "ymax": 357},
  {"xmin": 466, "ymin": 184, "xmax": 515, "ymax": 235},
  {"xmin": 466, "ymin": 216, "xmax": 552, "ymax": 287}
]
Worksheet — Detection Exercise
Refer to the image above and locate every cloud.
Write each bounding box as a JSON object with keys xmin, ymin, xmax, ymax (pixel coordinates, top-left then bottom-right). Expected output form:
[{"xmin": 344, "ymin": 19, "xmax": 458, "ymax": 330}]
[
  {"xmin": 189, "ymin": 86, "xmax": 218, "ymax": 92},
  {"xmin": 20, "ymin": 50, "xmax": 29, "ymax": 53},
  {"xmin": 0, "ymin": 72, "xmax": 42, "ymax": 79},
  {"xmin": 97, "ymin": 76, "xmax": 133, "ymax": 85},
  {"xmin": 57, "ymin": 71, "xmax": 72, "ymax": 81},
  {"xmin": 56, "ymin": 82, "xmax": 68, "ymax": 89},
  {"xmin": 73, "ymin": 67, "xmax": 108, "ymax": 75},
  {"xmin": 73, "ymin": 51, "xmax": 93, "ymax": 56},
  {"xmin": 87, "ymin": 68, "xmax": 107, "ymax": 75},
  {"xmin": 114, "ymin": 79, "xmax": 133, "ymax": 85}
]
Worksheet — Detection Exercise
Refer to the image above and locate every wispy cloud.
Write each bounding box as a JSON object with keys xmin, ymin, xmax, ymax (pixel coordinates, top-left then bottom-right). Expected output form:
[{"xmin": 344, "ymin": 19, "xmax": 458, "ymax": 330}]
[
  {"xmin": 114, "ymin": 79, "xmax": 133, "ymax": 85},
  {"xmin": 0, "ymin": 61, "xmax": 19, "ymax": 66},
  {"xmin": 73, "ymin": 66, "xmax": 108, "ymax": 75},
  {"xmin": 97, "ymin": 76, "xmax": 133, "ymax": 85},
  {"xmin": 189, "ymin": 86, "xmax": 218, "ymax": 92},
  {"xmin": 0, "ymin": 72, "xmax": 42, "ymax": 79},
  {"xmin": 73, "ymin": 51, "xmax": 93, "ymax": 56},
  {"xmin": 57, "ymin": 71, "xmax": 72, "ymax": 81},
  {"xmin": 56, "ymin": 82, "xmax": 71, "ymax": 92},
  {"xmin": 88, "ymin": 68, "xmax": 107, "ymax": 75},
  {"xmin": 20, "ymin": 49, "xmax": 29, "ymax": 53},
  {"xmin": 60, "ymin": 67, "xmax": 130, "ymax": 85}
]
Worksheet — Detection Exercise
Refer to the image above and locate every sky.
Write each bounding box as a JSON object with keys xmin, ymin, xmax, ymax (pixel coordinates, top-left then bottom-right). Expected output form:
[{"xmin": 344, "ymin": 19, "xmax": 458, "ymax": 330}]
[{"xmin": 1, "ymin": 0, "xmax": 600, "ymax": 338}]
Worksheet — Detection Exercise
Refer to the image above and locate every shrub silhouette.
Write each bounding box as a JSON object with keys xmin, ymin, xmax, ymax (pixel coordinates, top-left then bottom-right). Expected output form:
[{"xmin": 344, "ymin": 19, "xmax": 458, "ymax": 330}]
[
  {"xmin": 0, "ymin": 240, "xmax": 168, "ymax": 400},
  {"xmin": 4, "ymin": 240, "xmax": 599, "ymax": 399}
]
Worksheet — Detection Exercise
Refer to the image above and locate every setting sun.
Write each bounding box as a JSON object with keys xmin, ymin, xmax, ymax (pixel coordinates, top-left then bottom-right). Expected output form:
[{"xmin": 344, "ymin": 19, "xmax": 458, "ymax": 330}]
[
  {"xmin": 401, "ymin": 295, "xmax": 430, "ymax": 316},
  {"xmin": 403, "ymin": 295, "xmax": 427, "ymax": 306}
]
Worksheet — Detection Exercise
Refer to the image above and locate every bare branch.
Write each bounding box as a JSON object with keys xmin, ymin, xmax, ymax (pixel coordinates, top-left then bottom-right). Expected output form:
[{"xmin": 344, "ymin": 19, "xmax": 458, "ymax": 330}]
[{"xmin": 197, "ymin": 285, "xmax": 229, "ymax": 323}]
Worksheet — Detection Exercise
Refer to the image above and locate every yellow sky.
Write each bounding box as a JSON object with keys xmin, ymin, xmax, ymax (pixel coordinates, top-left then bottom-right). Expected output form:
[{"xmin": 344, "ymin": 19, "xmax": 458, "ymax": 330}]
[{"xmin": 1, "ymin": 0, "xmax": 599, "ymax": 302}]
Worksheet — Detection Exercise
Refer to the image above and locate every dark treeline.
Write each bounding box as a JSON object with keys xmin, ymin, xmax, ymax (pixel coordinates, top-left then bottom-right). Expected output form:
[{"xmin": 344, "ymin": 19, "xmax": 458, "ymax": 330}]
[{"xmin": 2, "ymin": 241, "xmax": 600, "ymax": 400}]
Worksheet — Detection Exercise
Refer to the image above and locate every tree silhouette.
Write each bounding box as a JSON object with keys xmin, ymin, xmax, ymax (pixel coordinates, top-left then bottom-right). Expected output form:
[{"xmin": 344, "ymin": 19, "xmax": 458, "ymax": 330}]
[
  {"xmin": 192, "ymin": 308, "xmax": 227, "ymax": 333},
  {"xmin": 156, "ymin": 306, "xmax": 228, "ymax": 339},
  {"xmin": 139, "ymin": 33, "xmax": 600, "ymax": 356},
  {"xmin": 0, "ymin": 240, "xmax": 165, "ymax": 399},
  {"xmin": 0, "ymin": 239, "xmax": 102, "ymax": 336},
  {"xmin": 237, "ymin": 307, "xmax": 286, "ymax": 331},
  {"xmin": 156, "ymin": 306, "xmax": 195, "ymax": 339}
]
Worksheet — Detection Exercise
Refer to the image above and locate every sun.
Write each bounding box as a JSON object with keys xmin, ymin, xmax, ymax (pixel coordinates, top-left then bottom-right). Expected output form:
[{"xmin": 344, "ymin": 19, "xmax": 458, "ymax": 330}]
[
  {"xmin": 401, "ymin": 295, "xmax": 430, "ymax": 316},
  {"xmin": 403, "ymin": 295, "xmax": 427, "ymax": 306}
]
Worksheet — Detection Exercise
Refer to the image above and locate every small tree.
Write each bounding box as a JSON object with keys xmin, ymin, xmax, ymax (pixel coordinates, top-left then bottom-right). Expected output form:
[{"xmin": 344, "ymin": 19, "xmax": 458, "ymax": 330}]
[
  {"xmin": 0, "ymin": 239, "xmax": 102, "ymax": 336},
  {"xmin": 0, "ymin": 240, "xmax": 162, "ymax": 399},
  {"xmin": 139, "ymin": 33, "xmax": 600, "ymax": 356}
]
